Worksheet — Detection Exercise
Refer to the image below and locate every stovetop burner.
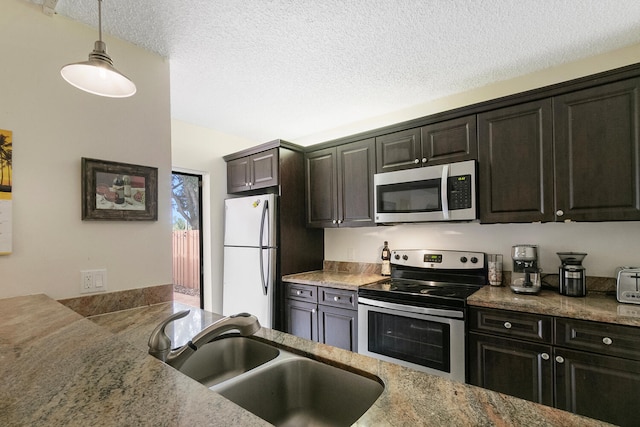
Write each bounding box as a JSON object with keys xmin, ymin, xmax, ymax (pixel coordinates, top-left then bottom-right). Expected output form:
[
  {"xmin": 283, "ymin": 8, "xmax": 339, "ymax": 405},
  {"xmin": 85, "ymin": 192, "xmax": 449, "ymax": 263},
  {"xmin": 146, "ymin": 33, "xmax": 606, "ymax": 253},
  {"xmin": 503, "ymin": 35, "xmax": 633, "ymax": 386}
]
[
  {"xmin": 359, "ymin": 278, "xmax": 482, "ymax": 308},
  {"xmin": 358, "ymin": 249, "xmax": 488, "ymax": 310}
]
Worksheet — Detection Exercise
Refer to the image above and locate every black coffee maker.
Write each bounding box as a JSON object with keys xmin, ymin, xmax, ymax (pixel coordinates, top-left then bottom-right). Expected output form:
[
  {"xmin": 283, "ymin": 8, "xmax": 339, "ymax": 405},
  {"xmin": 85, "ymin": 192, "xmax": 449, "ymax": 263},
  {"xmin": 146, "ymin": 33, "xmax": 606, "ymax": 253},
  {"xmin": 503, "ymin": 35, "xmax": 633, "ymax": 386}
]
[{"xmin": 557, "ymin": 252, "xmax": 587, "ymax": 297}]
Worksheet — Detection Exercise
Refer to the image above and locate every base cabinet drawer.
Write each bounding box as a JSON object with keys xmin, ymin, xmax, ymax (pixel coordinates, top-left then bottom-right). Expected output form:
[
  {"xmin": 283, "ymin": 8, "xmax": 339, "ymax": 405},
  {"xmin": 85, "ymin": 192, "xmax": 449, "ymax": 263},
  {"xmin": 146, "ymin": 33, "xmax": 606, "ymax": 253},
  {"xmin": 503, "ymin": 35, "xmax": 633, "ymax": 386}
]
[
  {"xmin": 555, "ymin": 317, "xmax": 640, "ymax": 360},
  {"xmin": 284, "ymin": 282, "xmax": 317, "ymax": 302},
  {"xmin": 469, "ymin": 308, "xmax": 552, "ymax": 343}
]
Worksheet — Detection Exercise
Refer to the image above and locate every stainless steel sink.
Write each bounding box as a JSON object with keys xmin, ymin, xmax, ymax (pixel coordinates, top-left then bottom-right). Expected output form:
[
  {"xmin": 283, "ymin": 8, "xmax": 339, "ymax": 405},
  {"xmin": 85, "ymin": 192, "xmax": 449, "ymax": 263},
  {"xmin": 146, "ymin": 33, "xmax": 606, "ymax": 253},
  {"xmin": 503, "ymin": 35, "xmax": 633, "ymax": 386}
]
[
  {"xmin": 177, "ymin": 336, "xmax": 279, "ymax": 387},
  {"xmin": 212, "ymin": 356, "xmax": 384, "ymax": 427},
  {"xmin": 177, "ymin": 335, "xmax": 384, "ymax": 425}
]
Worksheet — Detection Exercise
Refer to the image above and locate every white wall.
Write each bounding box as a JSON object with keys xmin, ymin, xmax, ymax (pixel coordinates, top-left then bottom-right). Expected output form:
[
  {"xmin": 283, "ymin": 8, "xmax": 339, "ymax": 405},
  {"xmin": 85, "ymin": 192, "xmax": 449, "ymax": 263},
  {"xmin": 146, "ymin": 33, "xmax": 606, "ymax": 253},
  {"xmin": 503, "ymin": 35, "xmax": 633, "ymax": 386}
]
[
  {"xmin": 171, "ymin": 119, "xmax": 257, "ymax": 312},
  {"xmin": 325, "ymin": 222, "xmax": 640, "ymax": 278},
  {"xmin": 0, "ymin": 1, "xmax": 172, "ymax": 299}
]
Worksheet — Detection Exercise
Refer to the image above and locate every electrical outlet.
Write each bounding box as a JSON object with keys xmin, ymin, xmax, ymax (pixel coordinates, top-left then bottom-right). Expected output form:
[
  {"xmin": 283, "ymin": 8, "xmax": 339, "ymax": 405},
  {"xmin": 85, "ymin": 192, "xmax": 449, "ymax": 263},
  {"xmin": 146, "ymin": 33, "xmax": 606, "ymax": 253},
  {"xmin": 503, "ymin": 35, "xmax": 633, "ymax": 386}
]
[{"xmin": 80, "ymin": 269, "xmax": 107, "ymax": 294}]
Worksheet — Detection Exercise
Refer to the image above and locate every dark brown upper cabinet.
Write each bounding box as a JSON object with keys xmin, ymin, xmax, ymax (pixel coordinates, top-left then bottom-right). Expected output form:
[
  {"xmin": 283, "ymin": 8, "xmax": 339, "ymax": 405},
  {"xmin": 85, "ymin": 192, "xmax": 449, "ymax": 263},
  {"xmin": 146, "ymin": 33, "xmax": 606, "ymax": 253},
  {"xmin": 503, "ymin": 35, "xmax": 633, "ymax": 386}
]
[
  {"xmin": 375, "ymin": 115, "xmax": 477, "ymax": 173},
  {"xmin": 305, "ymin": 138, "xmax": 375, "ymax": 228},
  {"xmin": 479, "ymin": 78, "xmax": 640, "ymax": 223},
  {"xmin": 421, "ymin": 115, "xmax": 478, "ymax": 165},
  {"xmin": 478, "ymin": 99, "xmax": 554, "ymax": 223},
  {"xmin": 226, "ymin": 148, "xmax": 278, "ymax": 193},
  {"xmin": 553, "ymin": 78, "xmax": 640, "ymax": 222}
]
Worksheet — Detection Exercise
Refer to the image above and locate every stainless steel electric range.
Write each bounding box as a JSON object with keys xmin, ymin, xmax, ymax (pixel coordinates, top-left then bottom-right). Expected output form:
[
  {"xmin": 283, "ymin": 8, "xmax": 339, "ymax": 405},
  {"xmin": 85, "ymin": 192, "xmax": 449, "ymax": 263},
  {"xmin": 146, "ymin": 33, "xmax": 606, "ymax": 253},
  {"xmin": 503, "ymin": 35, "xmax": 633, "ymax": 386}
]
[{"xmin": 358, "ymin": 249, "xmax": 487, "ymax": 383}]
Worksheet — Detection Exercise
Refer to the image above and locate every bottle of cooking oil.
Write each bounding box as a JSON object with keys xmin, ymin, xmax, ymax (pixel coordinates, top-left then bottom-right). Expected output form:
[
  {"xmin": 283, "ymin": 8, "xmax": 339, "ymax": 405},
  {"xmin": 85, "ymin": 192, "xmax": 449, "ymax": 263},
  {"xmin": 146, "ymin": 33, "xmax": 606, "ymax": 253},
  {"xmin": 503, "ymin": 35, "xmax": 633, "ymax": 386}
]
[{"xmin": 381, "ymin": 241, "xmax": 391, "ymax": 276}]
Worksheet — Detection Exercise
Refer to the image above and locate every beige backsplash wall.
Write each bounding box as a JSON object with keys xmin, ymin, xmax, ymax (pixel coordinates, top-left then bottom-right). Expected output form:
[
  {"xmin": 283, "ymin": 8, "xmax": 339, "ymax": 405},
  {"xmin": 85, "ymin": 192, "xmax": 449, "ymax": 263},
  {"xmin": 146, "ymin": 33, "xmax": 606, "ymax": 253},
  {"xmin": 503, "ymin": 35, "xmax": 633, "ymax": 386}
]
[{"xmin": 324, "ymin": 222, "xmax": 640, "ymax": 278}]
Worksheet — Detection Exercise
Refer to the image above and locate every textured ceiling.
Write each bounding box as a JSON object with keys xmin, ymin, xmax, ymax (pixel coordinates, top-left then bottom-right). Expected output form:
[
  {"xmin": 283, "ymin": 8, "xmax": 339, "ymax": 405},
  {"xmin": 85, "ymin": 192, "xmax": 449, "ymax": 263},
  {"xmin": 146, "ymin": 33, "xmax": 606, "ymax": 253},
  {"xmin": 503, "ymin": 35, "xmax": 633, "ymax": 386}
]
[{"xmin": 31, "ymin": 0, "xmax": 640, "ymax": 144}]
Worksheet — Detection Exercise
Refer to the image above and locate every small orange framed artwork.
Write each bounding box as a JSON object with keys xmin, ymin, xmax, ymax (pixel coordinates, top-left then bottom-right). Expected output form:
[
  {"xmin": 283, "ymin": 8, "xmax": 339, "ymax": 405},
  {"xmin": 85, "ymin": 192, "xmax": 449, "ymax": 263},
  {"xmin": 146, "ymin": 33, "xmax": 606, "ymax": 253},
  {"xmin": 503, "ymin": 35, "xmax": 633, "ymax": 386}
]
[{"xmin": 0, "ymin": 128, "xmax": 13, "ymax": 255}]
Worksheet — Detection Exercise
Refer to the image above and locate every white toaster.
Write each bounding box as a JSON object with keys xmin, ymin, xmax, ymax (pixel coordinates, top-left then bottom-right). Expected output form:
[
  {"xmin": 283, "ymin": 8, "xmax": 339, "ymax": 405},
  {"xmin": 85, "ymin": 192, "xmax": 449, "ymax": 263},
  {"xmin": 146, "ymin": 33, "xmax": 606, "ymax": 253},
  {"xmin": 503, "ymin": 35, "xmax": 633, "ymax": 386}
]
[{"xmin": 617, "ymin": 267, "xmax": 640, "ymax": 304}]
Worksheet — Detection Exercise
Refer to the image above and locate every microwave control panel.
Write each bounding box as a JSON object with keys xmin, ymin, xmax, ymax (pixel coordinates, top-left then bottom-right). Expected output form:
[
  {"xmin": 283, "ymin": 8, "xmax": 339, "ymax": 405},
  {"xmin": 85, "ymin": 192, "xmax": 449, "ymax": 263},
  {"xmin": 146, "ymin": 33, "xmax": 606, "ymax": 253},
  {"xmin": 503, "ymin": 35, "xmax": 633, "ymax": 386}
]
[{"xmin": 448, "ymin": 174, "xmax": 472, "ymax": 210}]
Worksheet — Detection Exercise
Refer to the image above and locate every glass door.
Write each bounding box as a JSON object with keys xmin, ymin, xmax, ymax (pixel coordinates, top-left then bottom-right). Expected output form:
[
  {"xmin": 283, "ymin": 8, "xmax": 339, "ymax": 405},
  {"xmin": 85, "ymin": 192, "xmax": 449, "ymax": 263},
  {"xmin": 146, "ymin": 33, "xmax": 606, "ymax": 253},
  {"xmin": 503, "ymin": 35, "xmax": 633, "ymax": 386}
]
[{"xmin": 171, "ymin": 172, "xmax": 203, "ymax": 308}]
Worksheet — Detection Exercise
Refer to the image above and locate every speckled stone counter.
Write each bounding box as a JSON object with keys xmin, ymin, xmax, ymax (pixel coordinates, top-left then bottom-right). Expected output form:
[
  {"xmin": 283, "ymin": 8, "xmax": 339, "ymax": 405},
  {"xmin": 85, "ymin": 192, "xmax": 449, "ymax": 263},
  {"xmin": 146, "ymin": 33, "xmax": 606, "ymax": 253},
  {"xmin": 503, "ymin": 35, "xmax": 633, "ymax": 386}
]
[
  {"xmin": 468, "ymin": 285, "xmax": 640, "ymax": 327},
  {"xmin": 282, "ymin": 270, "xmax": 386, "ymax": 290},
  {"xmin": 0, "ymin": 295, "xmax": 270, "ymax": 427},
  {"xmin": 92, "ymin": 299, "xmax": 610, "ymax": 426},
  {"xmin": 3, "ymin": 294, "xmax": 612, "ymax": 426},
  {"xmin": 282, "ymin": 261, "xmax": 387, "ymax": 290}
]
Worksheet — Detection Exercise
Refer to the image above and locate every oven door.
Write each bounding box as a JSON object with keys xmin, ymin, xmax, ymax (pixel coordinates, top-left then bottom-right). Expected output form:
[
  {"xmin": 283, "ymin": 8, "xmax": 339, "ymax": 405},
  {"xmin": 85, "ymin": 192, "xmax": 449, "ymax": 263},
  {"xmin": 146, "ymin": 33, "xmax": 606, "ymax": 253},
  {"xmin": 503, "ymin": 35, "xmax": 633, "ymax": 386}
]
[{"xmin": 358, "ymin": 297, "xmax": 466, "ymax": 383}]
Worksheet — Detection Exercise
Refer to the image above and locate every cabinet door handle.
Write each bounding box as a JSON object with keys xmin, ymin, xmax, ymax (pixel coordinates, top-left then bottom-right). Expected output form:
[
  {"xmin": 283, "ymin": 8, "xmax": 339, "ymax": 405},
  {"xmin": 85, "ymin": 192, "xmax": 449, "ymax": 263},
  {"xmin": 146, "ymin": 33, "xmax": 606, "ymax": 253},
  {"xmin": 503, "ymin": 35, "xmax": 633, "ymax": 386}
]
[
  {"xmin": 422, "ymin": 158, "xmax": 427, "ymax": 163},
  {"xmin": 556, "ymin": 209, "xmax": 564, "ymax": 217},
  {"xmin": 555, "ymin": 356, "xmax": 565, "ymax": 364},
  {"xmin": 332, "ymin": 219, "xmax": 337, "ymax": 224},
  {"xmin": 337, "ymin": 219, "xmax": 343, "ymax": 224},
  {"xmin": 333, "ymin": 296, "xmax": 340, "ymax": 301},
  {"xmin": 414, "ymin": 159, "xmax": 420, "ymax": 164},
  {"xmin": 503, "ymin": 322, "xmax": 512, "ymax": 329},
  {"xmin": 541, "ymin": 353, "xmax": 550, "ymax": 360},
  {"xmin": 603, "ymin": 337, "xmax": 613, "ymax": 345},
  {"xmin": 311, "ymin": 308, "xmax": 316, "ymax": 313}
]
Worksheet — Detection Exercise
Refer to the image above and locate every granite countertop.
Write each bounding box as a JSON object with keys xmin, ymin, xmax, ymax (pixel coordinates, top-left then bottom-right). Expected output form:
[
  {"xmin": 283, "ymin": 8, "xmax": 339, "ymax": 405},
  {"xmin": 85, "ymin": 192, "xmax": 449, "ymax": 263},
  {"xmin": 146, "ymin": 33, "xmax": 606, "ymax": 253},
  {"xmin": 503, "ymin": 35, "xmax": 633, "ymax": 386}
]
[
  {"xmin": 282, "ymin": 270, "xmax": 386, "ymax": 290},
  {"xmin": 468, "ymin": 285, "xmax": 640, "ymax": 327},
  {"xmin": 1, "ymin": 294, "xmax": 611, "ymax": 426}
]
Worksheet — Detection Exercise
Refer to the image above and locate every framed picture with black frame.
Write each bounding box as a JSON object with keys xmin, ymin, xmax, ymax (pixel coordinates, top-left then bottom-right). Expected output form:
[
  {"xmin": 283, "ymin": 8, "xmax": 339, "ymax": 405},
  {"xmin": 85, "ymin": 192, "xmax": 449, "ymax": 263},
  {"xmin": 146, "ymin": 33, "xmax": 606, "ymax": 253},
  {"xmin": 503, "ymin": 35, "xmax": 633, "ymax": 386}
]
[{"xmin": 81, "ymin": 157, "xmax": 158, "ymax": 221}]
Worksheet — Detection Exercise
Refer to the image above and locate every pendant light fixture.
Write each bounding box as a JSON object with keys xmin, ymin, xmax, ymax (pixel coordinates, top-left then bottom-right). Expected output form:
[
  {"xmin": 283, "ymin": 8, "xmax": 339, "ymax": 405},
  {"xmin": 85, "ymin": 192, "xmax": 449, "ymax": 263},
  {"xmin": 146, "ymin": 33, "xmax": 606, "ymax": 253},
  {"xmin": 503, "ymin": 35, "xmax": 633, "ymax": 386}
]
[{"xmin": 60, "ymin": 0, "xmax": 136, "ymax": 98}]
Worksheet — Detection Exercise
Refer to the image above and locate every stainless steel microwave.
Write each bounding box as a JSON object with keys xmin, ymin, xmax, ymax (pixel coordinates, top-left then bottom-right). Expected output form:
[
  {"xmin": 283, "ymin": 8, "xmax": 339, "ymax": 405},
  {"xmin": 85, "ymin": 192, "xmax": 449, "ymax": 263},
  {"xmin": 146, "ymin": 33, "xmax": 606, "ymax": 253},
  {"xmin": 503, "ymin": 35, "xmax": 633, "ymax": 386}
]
[{"xmin": 374, "ymin": 160, "xmax": 477, "ymax": 223}]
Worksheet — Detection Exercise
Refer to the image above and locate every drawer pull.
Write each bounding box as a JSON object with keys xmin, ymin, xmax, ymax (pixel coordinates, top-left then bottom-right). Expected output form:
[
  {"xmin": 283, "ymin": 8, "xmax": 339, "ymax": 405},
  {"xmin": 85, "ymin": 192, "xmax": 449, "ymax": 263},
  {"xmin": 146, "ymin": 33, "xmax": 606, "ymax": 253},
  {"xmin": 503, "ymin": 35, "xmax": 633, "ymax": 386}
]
[
  {"xmin": 296, "ymin": 290, "xmax": 303, "ymax": 296},
  {"xmin": 602, "ymin": 337, "xmax": 613, "ymax": 345},
  {"xmin": 333, "ymin": 296, "xmax": 340, "ymax": 301},
  {"xmin": 541, "ymin": 353, "xmax": 550, "ymax": 360},
  {"xmin": 503, "ymin": 322, "xmax": 512, "ymax": 329},
  {"xmin": 555, "ymin": 356, "xmax": 565, "ymax": 364}
]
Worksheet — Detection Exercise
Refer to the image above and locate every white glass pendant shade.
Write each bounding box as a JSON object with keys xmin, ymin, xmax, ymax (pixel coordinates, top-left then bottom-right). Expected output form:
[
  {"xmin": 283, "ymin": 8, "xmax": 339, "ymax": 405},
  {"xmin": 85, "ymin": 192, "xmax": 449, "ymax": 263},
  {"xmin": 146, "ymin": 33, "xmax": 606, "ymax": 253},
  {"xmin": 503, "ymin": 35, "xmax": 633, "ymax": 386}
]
[{"xmin": 61, "ymin": 41, "xmax": 136, "ymax": 98}]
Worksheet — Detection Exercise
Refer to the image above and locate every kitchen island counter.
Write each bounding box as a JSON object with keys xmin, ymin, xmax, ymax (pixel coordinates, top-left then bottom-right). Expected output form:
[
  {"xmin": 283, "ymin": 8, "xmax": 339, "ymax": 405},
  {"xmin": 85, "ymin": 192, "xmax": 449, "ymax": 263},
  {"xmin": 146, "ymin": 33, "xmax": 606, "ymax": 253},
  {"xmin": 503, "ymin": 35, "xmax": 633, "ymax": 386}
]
[{"xmin": 2, "ymin": 294, "xmax": 610, "ymax": 426}]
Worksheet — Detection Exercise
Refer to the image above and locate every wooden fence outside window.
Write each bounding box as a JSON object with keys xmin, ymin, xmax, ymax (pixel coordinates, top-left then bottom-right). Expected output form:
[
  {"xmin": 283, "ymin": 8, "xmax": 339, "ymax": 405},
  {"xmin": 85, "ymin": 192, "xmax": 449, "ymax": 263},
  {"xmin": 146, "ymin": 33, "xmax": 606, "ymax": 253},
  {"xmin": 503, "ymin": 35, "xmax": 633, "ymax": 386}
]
[{"xmin": 172, "ymin": 230, "xmax": 200, "ymax": 290}]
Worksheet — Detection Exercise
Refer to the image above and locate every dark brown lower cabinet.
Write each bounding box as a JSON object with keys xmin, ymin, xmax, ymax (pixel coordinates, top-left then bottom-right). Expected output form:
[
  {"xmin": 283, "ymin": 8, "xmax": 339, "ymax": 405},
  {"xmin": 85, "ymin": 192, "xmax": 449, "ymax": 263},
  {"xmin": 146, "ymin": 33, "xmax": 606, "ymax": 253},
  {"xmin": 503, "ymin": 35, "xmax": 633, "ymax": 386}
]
[
  {"xmin": 318, "ymin": 305, "xmax": 357, "ymax": 352},
  {"xmin": 283, "ymin": 282, "xmax": 358, "ymax": 352},
  {"xmin": 555, "ymin": 348, "xmax": 640, "ymax": 427},
  {"xmin": 468, "ymin": 332, "xmax": 553, "ymax": 406},
  {"xmin": 284, "ymin": 299, "xmax": 317, "ymax": 342},
  {"xmin": 469, "ymin": 307, "xmax": 640, "ymax": 427}
]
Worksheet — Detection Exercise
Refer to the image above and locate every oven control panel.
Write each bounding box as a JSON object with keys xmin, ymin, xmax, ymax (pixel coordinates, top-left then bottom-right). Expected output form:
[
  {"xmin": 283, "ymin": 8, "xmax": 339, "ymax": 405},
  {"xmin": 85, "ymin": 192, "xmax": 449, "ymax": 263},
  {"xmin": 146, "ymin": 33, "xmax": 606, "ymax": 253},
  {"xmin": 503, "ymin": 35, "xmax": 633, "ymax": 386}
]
[{"xmin": 391, "ymin": 249, "xmax": 485, "ymax": 270}]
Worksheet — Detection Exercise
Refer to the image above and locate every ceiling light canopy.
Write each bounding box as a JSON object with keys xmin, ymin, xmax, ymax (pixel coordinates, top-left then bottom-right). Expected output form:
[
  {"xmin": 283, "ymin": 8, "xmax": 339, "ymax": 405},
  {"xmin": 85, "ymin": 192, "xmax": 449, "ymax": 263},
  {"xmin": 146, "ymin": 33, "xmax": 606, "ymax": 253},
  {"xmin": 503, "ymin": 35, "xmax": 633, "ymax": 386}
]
[{"xmin": 60, "ymin": 0, "xmax": 136, "ymax": 98}]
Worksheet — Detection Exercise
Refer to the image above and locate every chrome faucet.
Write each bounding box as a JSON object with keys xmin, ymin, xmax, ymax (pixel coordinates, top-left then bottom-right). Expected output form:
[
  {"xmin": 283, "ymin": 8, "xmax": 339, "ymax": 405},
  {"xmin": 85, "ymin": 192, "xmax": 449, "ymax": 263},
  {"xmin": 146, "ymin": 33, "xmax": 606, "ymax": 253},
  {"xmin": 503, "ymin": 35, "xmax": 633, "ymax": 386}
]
[{"xmin": 148, "ymin": 310, "xmax": 261, "ymax": 370}]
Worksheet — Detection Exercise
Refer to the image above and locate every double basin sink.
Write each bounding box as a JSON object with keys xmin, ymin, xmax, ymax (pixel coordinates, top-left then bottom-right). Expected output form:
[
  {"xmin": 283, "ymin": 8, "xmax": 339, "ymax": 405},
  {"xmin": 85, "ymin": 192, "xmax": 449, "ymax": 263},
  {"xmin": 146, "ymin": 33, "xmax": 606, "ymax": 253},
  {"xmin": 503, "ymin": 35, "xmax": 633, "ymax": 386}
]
[{"xmin": 176, "ymin": 336, "xmax": 384, "ymax": 426}]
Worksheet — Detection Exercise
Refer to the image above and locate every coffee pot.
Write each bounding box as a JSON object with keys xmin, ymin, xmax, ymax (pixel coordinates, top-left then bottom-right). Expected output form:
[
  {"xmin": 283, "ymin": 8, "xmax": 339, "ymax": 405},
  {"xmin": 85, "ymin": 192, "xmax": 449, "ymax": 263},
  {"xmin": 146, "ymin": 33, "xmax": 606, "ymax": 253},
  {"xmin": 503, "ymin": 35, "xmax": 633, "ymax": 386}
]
[
  {"xmin": 558, "ymin": 252, "xmax": 587, "ymax": 297},
  {"xmin": 510, "ymin": 245, "xmax": 541, "ymax": 294}
]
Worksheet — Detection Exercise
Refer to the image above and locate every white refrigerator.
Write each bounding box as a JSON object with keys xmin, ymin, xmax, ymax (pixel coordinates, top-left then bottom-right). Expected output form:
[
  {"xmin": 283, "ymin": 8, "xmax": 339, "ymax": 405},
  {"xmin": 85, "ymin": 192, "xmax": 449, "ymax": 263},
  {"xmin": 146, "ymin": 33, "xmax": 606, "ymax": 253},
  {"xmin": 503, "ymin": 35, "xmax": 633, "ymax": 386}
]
[{"xmin": 222, "ymin": 194, "xmax": 277, "ymax": 328}]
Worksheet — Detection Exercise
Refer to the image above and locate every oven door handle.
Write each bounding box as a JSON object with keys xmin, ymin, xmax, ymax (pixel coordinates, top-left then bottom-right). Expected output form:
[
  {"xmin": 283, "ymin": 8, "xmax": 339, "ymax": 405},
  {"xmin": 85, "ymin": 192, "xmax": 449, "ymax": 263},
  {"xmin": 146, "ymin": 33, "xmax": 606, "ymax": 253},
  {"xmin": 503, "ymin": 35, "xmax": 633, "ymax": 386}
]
[{"xmin": 358, "ymin": 297, "xmax": 464, "ymax": 319}]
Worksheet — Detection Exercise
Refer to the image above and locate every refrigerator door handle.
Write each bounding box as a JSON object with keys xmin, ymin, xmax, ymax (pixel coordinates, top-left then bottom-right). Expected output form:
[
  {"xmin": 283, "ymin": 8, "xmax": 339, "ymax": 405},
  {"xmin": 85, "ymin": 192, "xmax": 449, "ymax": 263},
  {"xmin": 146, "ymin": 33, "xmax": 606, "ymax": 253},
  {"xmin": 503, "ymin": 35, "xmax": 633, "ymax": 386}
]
[{"xmin": 259, "ymin": 200, "xmax": 269, "ymax": 295}]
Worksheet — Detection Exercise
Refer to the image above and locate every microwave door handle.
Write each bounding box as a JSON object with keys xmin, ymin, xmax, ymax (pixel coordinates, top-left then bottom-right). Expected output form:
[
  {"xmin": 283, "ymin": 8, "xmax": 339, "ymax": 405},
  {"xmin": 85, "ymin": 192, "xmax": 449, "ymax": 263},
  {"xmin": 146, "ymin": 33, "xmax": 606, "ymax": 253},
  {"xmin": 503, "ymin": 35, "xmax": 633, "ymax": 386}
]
[{"xmin": 441, "ymin": 164, "xmax": 450, "ymax": 219}]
